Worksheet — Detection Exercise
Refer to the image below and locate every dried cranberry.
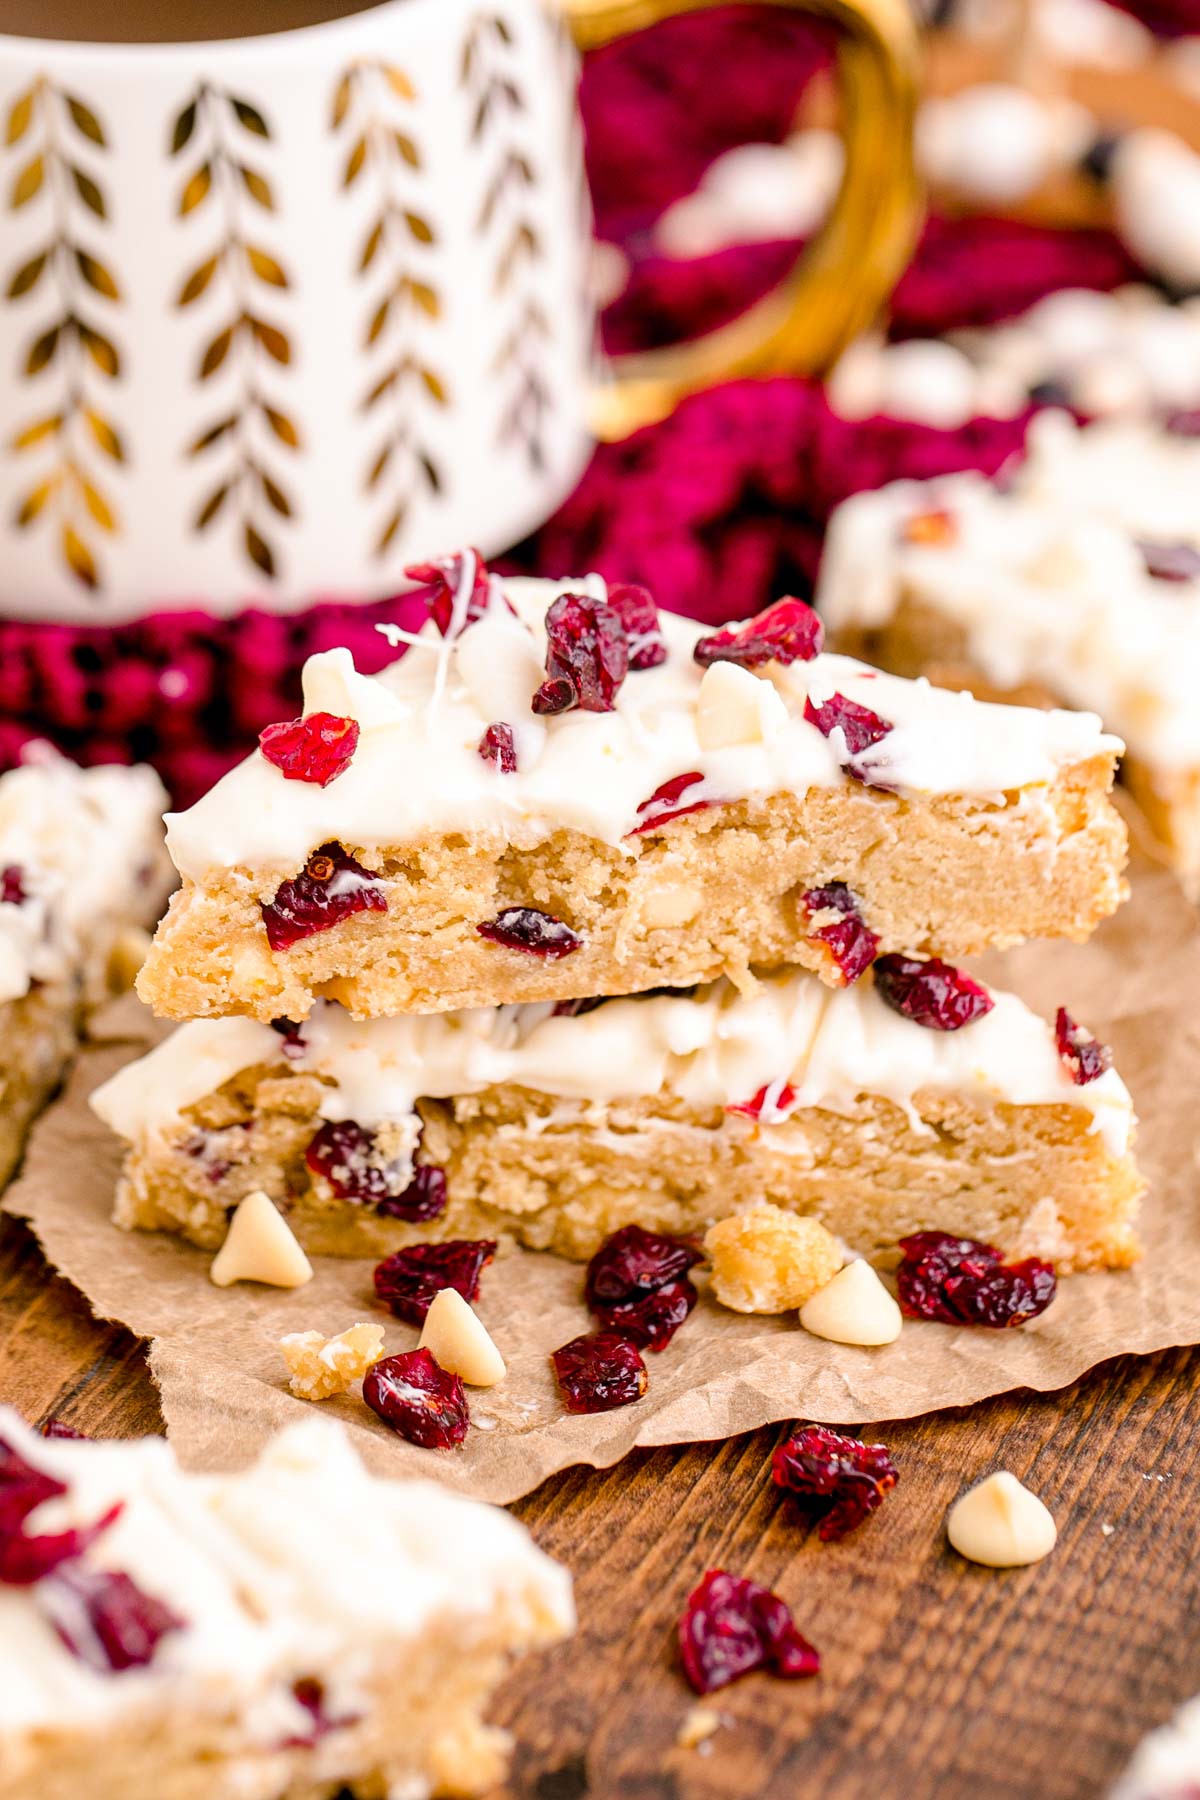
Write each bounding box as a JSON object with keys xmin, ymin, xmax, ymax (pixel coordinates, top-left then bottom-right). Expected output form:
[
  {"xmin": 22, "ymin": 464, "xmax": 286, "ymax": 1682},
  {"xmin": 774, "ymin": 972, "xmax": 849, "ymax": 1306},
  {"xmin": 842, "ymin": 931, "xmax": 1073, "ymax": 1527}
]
[
  {"xmin": 607, "ymin": 582, "xmax": 667, "ymax": 669},
  {"xmin": 374, "ymin": 1239, "xmax": 497, "ymax": 1325},
  {"xmin": 532, "ymin": 593, "xmax": 629, "ymax": 714},
  {"xmin": 694, "ymin": 597, "xmax": 823, "ymax": 669},
  {"xmin": 262, "ymin": 844, "xmax": 386, "ymax": 953},
  {"xmin": 269, "ymin": 1017, "xmax": 307, "ymax": 1060},
  {"xmin": 629, "ymin": 771, "xmax": 712, "ymax": 835},
  {"xmin": 306, "ymin": 1118, "xmax": 393, "ymax": 1204},
  {"xmin": 801, "ymin": 882, "xmax": 879, "ymax": 985},
  {"xmin": 771, "ymin": 1426, "xmax": 898, "ymax": 1542},
  {"xmin": 804, "ymin": 692, "xmax": 893, "ymax": 760},
  {"xmin": 552, "ymin": 1331, "xmax": 648, "ymax": 1413},
  {"xmin": 181, "ymin": 1124, "xmax": 247, "ymax": 1184},
  {"xmin": 1166, "ymin": 409, "xmax": 1200, "ymax": 439},
  {"xmin": 897, "ymin": 1232, "xmax": 993, "ymax": 1324},
  {"xmin": 258, "ymin": 712, "xmax": 360, "ymax": 787},
  {"xmin": 1137, "ymin": 540, "xmax": 1200, "ymax": 583},
  {"xmin": 281, "ymin": 1676, "xmax": 360, "ymax": 1748},
  {"xmin": 531, "ymin": 676, "xmax": 575, "ymax": 713},
  {"xmin": 1080, "ymin": 129, "xmax": 1122, "ymax": 184},
  {"xmin": 678, "ymin": 1570, "xmax": 820, "ymax": 1695},
  {"xmin": 306, "ymin": 1120, "xmax": 446, "ymax": 1220},
  {"xmin": 1054, "ymin": 1006, "xmax": 1113, "ymax": 1086},
  {"xmin": 40, "ymin": 1420, "xmax": 89, "ymax": 1440},
  {"xmin": 1, "ymin": 865, "xmax": 25, "ymax": 906},
  {"xmin": 41, "ymin": 1563, "xmax": 185, "ymax": 1672},
  {"xmin": 897, "ymin": 1231, "xmax": 1057, "ymax": 1328},
  {"xmin": 1027, "ymin": 378, "xmax": 1073, "ymax": 408},
  {"xmin": 0, "ymin": 1434, "xmax": 65, "ymax": 1533},
  {"xmin": 0, "ymin": 1501, "xmax": 123, "ymax": 1586},
  {"xmin": 726, "ymin": 1083, "xmax": 798, "ymax": 1122},
  {"xmin": 477, "ymin": 907, "xmax": 581, "ymax": 957},
  {"xmin": 594, "ymin": 1277, "xmax": 698, "ymax": 1351},
  {"xmin": 873, "ymin": 954, "xmax": 994, "ymax": 1031},
  {"xmin": 552, "ymin": 996, "xmax": 607, "ymax": 1017},
  {"xmin": 900, "ymin": 507, "xmax": 957, "ymax": 547},
  {"xmin": 404, "ymin": 549, "xmax": 491, "ymax": 636},
  {"xmin": 584, "ymin": 1224, "xmax": 704, "ymax": 1307},
  {"xmin": 375, "ymin": 1164, "xmax": 448, "ymax": 1223},
  {"xmin": 362, "ymin": 1348, "xmax": 469, "ymax": 1448},
  {"xmin": 946, "ymin": 1258, "xmax": 1058, "ymax": 1327},
  {"xmin": 478, "ymin": 722, "xmax": 517, "ymax": 773}
]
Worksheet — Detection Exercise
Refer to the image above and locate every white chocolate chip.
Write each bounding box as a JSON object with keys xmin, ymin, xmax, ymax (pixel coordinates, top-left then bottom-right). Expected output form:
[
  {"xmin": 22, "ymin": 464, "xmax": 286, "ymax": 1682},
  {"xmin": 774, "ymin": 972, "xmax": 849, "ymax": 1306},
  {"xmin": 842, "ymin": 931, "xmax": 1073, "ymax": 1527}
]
[
  {"xmin": 799, "ymin": 1258, "xmax": 903, "ymax": 1346},
  {"xmin": 210, "ymin": 1190, "xmax": 313, "ymax": 1289},
  {"xmin": 302, "ymin": 645, "xmax": 408, "ymax": 727},
  {"xmin": 695, "ymin": 660, "xmax": 786, "ymax": 750},
  {"xmin": 453, "ymin": 611, "xmax": 548, "ymax": 768},
  {"xmin": 418, "ymin": 1288, "xmax": 506, "ymax": 1387},
  {"xmin": 947, "ymin": 1471, "xmax": 1057, "ymax": 1567},
  {"xmin": 641, "ymin": 881, "xmax": 702, "ymax": 929},
  {"xmin": 677, "ymin": 1706, "xmax": 722, "ymax": 1750}
]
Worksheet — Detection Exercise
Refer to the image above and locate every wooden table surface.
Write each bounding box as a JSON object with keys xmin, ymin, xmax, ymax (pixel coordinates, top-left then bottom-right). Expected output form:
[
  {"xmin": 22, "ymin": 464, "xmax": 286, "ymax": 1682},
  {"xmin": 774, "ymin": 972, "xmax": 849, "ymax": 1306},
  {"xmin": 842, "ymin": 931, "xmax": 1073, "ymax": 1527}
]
[{"xmin": 3, "ymin": 1210, "xmax": 1196, "ymax": 1800}]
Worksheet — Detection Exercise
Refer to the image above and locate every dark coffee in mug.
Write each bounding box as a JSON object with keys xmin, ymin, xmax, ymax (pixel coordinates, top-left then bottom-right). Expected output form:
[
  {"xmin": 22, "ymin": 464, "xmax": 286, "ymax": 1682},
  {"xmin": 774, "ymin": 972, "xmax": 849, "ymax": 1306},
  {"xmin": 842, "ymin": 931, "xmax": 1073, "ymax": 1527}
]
[{"xmin": 0, "ymin": 0, "xmax": 378, "ymax": 42}]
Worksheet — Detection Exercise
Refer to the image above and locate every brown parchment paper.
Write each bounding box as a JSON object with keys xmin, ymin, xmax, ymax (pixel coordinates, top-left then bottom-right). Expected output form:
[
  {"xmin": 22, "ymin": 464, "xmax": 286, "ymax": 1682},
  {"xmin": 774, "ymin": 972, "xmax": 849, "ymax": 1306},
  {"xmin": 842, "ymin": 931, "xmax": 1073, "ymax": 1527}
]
[{"xmin": 6, "ymin": 867, "xmax": 1199, "ymax": 1506}]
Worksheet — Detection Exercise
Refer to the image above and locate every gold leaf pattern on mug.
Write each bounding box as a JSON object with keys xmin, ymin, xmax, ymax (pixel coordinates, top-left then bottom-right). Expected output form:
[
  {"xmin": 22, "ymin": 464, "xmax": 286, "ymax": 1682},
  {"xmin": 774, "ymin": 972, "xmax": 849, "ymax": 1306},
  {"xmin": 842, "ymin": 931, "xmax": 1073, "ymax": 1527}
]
[
  {"xmin": 3, "ymin": 75, "xmax": 123, "ymax": 591},
  {"xmin": 332, "ymin": 59, "xmax": 447, "ymax": 560},
  {"xmin": 170, "ymin": 83, "xmax": 299, "ymax": 583},
  {"xmin": 462, "ymin": 13, "xmax": 549, "ymax": 474}
]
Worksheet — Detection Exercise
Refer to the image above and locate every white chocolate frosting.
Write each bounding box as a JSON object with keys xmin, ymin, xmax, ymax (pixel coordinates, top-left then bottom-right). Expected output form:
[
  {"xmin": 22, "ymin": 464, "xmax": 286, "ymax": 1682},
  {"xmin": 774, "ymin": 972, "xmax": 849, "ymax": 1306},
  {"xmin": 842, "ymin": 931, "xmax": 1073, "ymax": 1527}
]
[
  {"xmin": 832, "ymin": 287, "xmax": 1200, "ymax": 429},
  {"xmin": 1015, "ymin": 411, "xmax": 1200, "ymax": 547},
  {"xmin": 93, "ymin": 969, "xmax": 1135, "ymax": 1161},
  {"xmin": 0, "ymin": 751, "xmax": 170, "ymax": 1007},
  {"xmin": 0, "ymin": 1409, "xmax": 571, "ymax": 1743},
  {"xmin": 164, "ymin": 574, "xmax": 1120, "ymax": 884},
  {"xmin": 818, "ymin": 414, "xmax": 1200, "ymax": 770}
]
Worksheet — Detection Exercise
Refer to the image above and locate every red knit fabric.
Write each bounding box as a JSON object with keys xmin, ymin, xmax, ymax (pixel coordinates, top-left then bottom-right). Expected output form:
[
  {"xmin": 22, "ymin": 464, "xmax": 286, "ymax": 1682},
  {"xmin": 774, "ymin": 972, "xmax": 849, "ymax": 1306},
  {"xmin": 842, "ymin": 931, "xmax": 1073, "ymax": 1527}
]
[
  {"xmin": 510, "ymin": 378, "xmax": 1032, "ymax": 625},
  {"xmin": 1104, "ymin": 0, "xmax": 1200, "ymax": 33}
]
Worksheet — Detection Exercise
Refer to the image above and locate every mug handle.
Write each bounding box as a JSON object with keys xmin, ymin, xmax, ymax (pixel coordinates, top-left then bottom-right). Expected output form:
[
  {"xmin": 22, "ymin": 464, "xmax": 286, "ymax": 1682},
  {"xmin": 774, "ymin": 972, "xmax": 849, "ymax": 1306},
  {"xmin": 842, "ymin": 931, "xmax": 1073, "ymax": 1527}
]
[{"xmin": 562, "ymin": 0, "xmax": 922, "ymax": 440}]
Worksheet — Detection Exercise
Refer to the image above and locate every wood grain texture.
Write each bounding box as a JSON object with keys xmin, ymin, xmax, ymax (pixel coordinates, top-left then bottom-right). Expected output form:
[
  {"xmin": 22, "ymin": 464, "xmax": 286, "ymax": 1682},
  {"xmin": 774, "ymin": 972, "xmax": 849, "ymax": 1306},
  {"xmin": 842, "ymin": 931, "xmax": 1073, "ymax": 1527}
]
[{"xmin": 0, "ymin": 1211, "xmax": 1195, "ymax": 1800}]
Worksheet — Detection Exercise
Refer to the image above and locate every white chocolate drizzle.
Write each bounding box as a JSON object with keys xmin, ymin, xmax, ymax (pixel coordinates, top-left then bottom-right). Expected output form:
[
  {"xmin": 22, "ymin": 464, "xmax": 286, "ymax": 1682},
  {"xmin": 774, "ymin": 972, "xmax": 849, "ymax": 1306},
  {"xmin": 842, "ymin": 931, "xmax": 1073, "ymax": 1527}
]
[
  {"xmin": 163, "ymin": 576, "xmax": 1120, "ymax": 884},
  {"xmin": 93, "ymin": 969, "xmax": 1135, "ymax": 1162}
]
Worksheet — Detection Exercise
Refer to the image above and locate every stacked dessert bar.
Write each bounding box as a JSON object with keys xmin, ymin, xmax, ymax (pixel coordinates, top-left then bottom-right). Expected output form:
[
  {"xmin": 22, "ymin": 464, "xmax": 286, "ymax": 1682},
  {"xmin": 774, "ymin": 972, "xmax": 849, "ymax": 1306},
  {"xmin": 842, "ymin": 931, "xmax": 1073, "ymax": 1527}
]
[
  {"xmin": 0, "ymin": 750, "xmax": 171, "ymax": 1189},
  {"xmin": 818, "ymin": 410, "xmax": 1200, "ymax": 894},
  {"xmin": 98, "ymin": 555, "xmax": 1144, "ymax": 1277},
  {"xmin": 0, "ymin": 1410, "xmax": 572, "ymax": 1800}
]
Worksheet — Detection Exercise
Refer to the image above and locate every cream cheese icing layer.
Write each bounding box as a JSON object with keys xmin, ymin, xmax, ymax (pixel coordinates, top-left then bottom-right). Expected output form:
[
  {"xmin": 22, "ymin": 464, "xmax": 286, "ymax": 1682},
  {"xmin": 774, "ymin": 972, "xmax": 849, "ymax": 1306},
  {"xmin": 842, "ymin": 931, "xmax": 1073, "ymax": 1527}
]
[
  {"xmin": 0, "ymin": 752, "xmax": 169, "ymax": 1007},
  {"xmin": 162, "ymin": 575, "xmax": 1121, "ymax": 884},
  {"xmin": 818, "ymin": 424, "xmax": 1200, "ymax": 771},
  {"xmin": 93, "ymin": 971, "xmax": 1135, "ymax": 1161},
  {"xmin": 0, "ymin": 1410, "xmax": 572, "ymax": 1740}
]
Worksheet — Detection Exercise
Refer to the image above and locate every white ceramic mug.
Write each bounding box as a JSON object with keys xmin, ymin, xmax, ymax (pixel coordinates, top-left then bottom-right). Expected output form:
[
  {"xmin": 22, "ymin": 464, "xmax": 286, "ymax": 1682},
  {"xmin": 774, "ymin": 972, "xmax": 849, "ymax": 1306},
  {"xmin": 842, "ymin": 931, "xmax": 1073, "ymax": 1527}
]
[{"xmin": 0, "ymin": 0, "xmax": 917, "ymax": 621}]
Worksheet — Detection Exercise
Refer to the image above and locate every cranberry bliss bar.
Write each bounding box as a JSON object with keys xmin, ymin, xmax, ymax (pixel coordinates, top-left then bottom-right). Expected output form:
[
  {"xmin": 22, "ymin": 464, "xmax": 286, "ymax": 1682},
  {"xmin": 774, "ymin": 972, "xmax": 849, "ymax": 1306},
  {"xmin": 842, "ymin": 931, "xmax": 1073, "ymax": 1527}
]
[
  {"xmin": 0, "ymin": 752, "xmax": 170, "ymax": 1188},
  {"xmin": 135, "ymin": 558, "xmax": 1127, "ymax": 1023},
  {"xmin": 95, "ymin": 966, "xmax": 1143, "ymax": 1273},
  {"xmin": 818, "ymin": 413, "xmax": 1200, "ymax": 890},
  {"xmin": 0, "ymin": 1411, "xmax": 572, "ymax": 1800}
]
